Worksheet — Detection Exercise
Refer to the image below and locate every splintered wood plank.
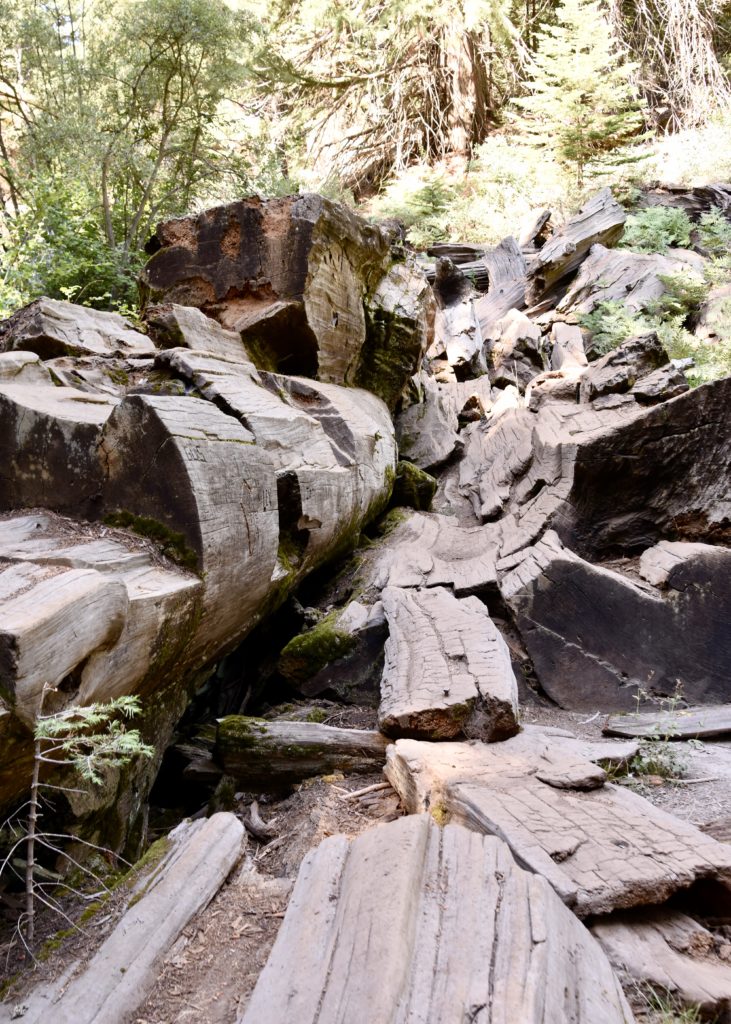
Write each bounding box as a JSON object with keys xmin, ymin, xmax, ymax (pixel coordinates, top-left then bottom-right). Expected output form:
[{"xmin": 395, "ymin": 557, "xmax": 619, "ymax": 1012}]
[
  {"xmin": 385, "ymin": 732, "xmax": 731, "ymax": 916},
  {"xmin": 378, "ymin": 586, "xmax": 519, "ymax": 743},
  {"xmin": 592, "ymin": 908, "xmax": 731, "ymax": 1019},
  {"xmin": 20, "ymin": 813, "xmax": 245, "ymax": 1024},
  {"xmin": 604, "ymin": 706, "xmax": 731, "ymax": 741},
  {"xmin": 527, "ymin": 187, "xmax": 626, "ymax": 302},
  {"xmin": 239, "ymin": 815, "xmax": 634, "ymax": 1024}
]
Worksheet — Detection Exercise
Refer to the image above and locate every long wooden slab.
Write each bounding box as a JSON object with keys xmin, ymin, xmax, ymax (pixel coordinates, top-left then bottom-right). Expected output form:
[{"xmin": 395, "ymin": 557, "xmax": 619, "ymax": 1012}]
[
  {"xmin": 19, "ymin": 813, "xmax": 245, "ymax": 1024},
  {"xmin": 240, "ymin": 815, "xmax": 634, "ymax": 1024},
  {"xmin": 385, "ymin": 731, "xmax": 731, "ymax": 916},
  {"xmin": 216, "ymin": 716, "xmax": 389, "ymax": 788},
  {"xmin": 604, "ymin": 705, "xmax": 731, "ymax": 740}
]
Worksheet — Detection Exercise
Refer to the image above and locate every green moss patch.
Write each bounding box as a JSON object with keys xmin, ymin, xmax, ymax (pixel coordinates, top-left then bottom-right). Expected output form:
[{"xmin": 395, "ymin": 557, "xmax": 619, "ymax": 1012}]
[
  {"xmin": 391, "ymin": 460, "xmax": 437, "ymax": 511},
  {"xmin": 104, "ymin": 509, "xmax": 199, "ymax": 571},
  {"xmin": 278, "ymin": 611, "xmax": 357, "ymax": 683}
]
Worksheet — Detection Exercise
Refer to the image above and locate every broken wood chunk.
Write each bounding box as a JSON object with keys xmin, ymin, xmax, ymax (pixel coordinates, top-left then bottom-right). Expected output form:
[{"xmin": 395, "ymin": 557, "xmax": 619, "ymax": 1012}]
[
  {"xmin": 378, "ymin": 585, "xmax": 519, "ymax": 743},
  {"xmin": 239, "ymin": 815, "xmax": 634, "ymax": 1024},
  {"xmin": 215, "ymin": 716, "xmax": 389, "ymax": 789},
  {"xmin": 474, "ymin": 236, "xmax": 528, "ymax": 338},
  {"xmin": 385, "ymin": 732, "xmax": 731, "ymax": 916},
  {"xmin": 527, "ymin": 187, "xmax": 626, "ymax": 303},
  {"xmin": 592, "ymin": 907, "xmax": 731, "ymax": 1020}
]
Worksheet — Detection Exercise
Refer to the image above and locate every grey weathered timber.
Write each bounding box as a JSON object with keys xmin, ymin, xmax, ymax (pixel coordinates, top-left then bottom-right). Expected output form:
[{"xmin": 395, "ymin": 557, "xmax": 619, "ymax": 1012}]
[
  {"xmin": 140, "ymin": 194, "xmax": 433, "ymax": 409},
  {"xmin": 144, "ymin": 302, "xmax": 253, "ymax": 361},
  {"xmin": 239, "ymin": 814, "xmax": 634, "ymax": 1024},
  {"xmin": 639, "ymin": 181, "xmax": 731, "ymax": 219},
  {"xmin": 557, "ymin": 243, "xmax": 706, "ymax": 316},
  {"xmin": 549, "ymin": 322, "xmax": 587, "ymax": 370},
  {"xmin": 527, "ymin": 188, "xmax": 626, "ymax": 303},
  {"xmin": 102, "ymin": 394, "xmax": 280, "ymax": 665},
  {"xmin": 593, "ymin": 908, "xmax": 731, "ymax": 1020},
  {"xmin": 395, "ymin": 371, "xmax": 462, "ymax": 471},
  {"xmin": 485, "ymin": 307, "xmax": 545, "ymax": 389},
  {"xmin": 474, "ymin": 237, "xmax": 528, "ymax": 338},
  {"xmin": 500, "ymin": 531, "xmax": 731, "ymax": 710},
  {"xmin": 378, "ymin": 586, "xmax": 519, "ymax": 742},
  {"xmin": 367, "ymin": 511, "xmax": 500, "ymax": 596},
  {"xmin": 16, "ymin": 813, "xmax": 245, "ymax": 1024},
  {"xmin": 604, "ymin": 706, "xmax": 731, "ymax": 740},
  {"xmin": 0, "ymin": 297, "xmax": 155, "ymax": 359},
  {"xmin": 215, "ymin": 716, "xmax": 389, "ymax": 788},
  {"xmin": 579, "ymin": 331, "xmax": 672, "ymax": 403},
  {"xmin": 456, "ymin": 374, "xmax": 731, "ymax": 558},
  {"xmin": 518, "ymin": 207, "xmax": 552, "ymax": 248},
  {"xmin": 0, "ymin": 351, "xmax": 51, "ymax": 383},
  {"xmin": 0, "ymin": 382, "xmax": 118, "ymax": 514},
  {"xmin": 385, "ymin": 732, "xmax": 731, "ymax": 916},
  {"xmin": 157, "ymin": 349, "xmax": 397, "ymax": 570},
  {"xmin": 0, "ymin": 512, "xmax": 201, "ymax": 810}
]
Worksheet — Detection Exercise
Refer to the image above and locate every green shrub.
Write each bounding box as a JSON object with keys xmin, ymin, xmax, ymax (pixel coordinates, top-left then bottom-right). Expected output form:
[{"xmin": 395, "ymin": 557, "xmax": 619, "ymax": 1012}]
[
  {"xmin": 697, "ymin": 209, "xmax": 731, "ymax": 256},
  {"xmin": 620, "ymin": 206, "xmax": 692, "ymax": 253},
  {"xmin": 578, "ymin": 301, "xmax": 646, "ymax": 354},
  {"xmin": 651, "ymin": 270, "xmax": 708, "ymax": 319}
]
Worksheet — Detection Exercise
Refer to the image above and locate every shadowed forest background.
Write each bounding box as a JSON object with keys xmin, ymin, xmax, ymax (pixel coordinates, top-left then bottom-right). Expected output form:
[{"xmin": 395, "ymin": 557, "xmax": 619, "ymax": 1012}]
[{"xmin": 1, "ymin": 0, "xmax": 731, "ymax": 316}]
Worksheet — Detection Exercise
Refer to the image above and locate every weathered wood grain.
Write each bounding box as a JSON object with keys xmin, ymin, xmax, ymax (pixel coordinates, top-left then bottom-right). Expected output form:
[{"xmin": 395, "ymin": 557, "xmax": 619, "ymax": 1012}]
[
  {"xmin": 385, "ymin": 731, "xmax": 731, "ymax": 916},
  {"xmin": 18, "ymin": 813, "xmax": 245, "ymax": 1024},
  {"xmin": 604, "ymin": 706, "xmax": 731, "ymax": 740},
  {"xmin": 0, "ymin": 297, "xmax": 155, "ymax": 359},
  {"xmin": 378, "ymin": 585, "xmax": 519, "ymax": 742},
  {"xmin": 240, "ymin": 814, "xmax": 634, "ymax": 1024},
  {"xmin": 0, "ymin": 382, "xmax": 118, "ymax": 514},
  {"xmin": 593, "ymin": 908, "xmax": 731, "ymax": 1019},
  {"xmin": 101, "ymin": 393, "xmax": 280, "ymax": 664},
  {"xmin": 500, "ymin": 531, "xmax": 731, "ymax": 710},
  {"xmin": 474, "ymin": 236, "xmax": 528, "ymax": 338},
  {"xmin": 367, "ymin": 510, "xmax": 500, "ymax": 596},
  {"xmin": 527, "ymin": 188, "xmax": 626, "ymax": 302},
  {"xmin": 215, "ymin": 716, "xmax": 389, "ymax": 788},
  {"xmin": 557, "ymin": 243, "xmax": 705, "ymax": 316}
]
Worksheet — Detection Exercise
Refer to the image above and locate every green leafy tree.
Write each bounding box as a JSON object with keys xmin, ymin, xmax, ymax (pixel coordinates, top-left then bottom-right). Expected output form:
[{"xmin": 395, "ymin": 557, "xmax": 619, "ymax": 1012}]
[
  {"xmin": 0, "ymin": 0, "xmax": 259, "ymax": 311},
  {"xmin": 517, "ymin": 0, "xmax": 646, "ymax": 185}
]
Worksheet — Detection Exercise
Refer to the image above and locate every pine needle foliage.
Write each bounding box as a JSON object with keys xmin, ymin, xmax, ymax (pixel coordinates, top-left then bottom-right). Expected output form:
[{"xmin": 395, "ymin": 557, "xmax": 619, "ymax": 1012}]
[
  {"xmin": 517, "ymin": 0, "xmax": 647, "ymax": 186},
  {"xmin": 35, "ymin": 695, "xmax": 154, "ymax": 786}
]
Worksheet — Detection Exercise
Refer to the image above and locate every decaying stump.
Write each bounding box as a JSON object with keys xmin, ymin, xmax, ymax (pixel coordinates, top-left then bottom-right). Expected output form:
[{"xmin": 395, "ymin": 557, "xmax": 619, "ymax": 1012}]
[{"xmin": 240, "ymin": 815, "xmax": 634, "ymax": 1024}]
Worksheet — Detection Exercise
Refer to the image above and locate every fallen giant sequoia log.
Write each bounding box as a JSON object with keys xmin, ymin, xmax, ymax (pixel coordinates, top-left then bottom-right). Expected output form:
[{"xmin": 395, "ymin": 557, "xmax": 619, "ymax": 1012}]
[
  {"xmin": 0, "ymin": 192, "xmax": 438, "ymax": 840},
  {"xmin": 241, "ymin": 815, "xmax": 634, "ymax": 1024}
]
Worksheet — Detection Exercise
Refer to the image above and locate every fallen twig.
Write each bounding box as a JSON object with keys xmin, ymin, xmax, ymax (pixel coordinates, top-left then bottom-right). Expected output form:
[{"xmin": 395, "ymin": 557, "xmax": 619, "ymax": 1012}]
[{"xmin": 339, "ymin": 782, "xmax": 391, "ymax": 802}]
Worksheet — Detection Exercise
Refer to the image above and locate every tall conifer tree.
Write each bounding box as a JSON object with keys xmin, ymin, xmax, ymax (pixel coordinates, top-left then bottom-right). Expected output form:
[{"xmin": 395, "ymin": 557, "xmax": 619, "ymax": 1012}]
[{"xmin": 518, "ymin": 0, "xmax": 646, "ymax": 185}]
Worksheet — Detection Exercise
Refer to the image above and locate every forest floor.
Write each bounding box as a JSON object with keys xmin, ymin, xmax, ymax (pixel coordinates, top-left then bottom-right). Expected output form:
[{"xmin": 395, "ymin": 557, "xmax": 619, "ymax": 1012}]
[{"xmin": 3, "ymin": 699, "xmax": 731, "ymax": 1023}]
